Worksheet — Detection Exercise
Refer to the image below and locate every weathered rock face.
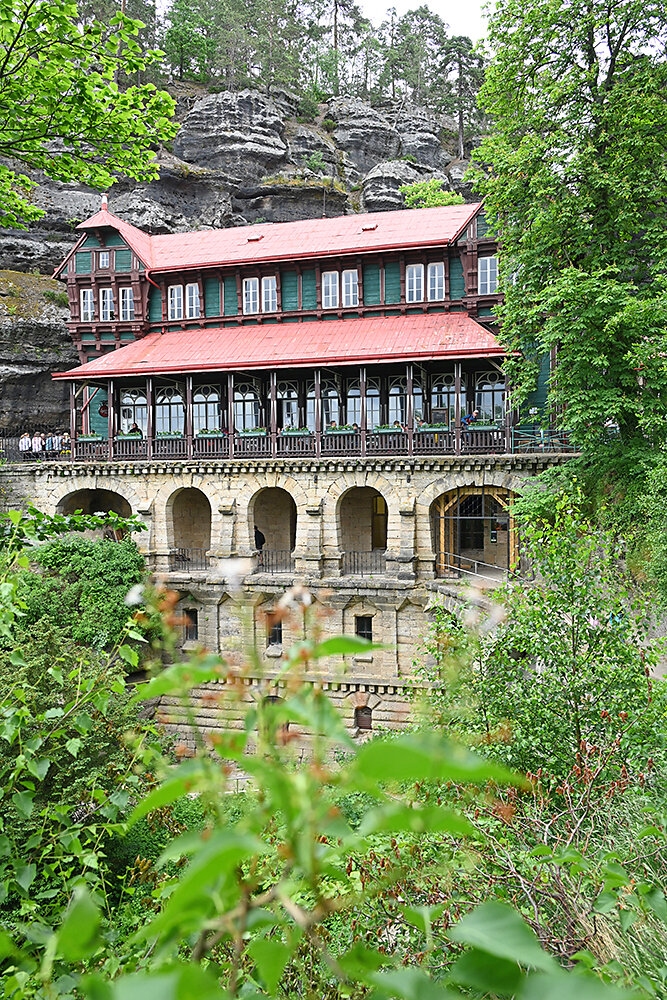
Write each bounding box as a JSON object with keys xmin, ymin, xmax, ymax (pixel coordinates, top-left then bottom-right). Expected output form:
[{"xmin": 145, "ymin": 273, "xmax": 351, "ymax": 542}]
[
  {"xmin": 0, "ymin": 271, "xmax": 76, "ymax": 433},
  {"xmin": 173, "ymin": 90, "xmax": 289, "ymax": 181},
  {"xmin": 0, "ymin": 87, "xmax": 475, "ymax": 431}
]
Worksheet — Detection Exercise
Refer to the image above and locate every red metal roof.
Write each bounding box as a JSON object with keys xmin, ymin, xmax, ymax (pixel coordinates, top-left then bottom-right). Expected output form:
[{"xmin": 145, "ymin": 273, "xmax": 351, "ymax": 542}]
[
  {"xmin": 53, "ymin": 313, "xmax": 503, "ymax": 380},
  {"xmin": 66, "ymin": 202, "xmax": 482, "ymax": 273}
]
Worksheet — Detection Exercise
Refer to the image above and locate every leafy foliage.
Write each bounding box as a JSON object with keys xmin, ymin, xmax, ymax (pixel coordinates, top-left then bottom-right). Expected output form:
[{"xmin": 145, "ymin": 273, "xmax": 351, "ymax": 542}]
[
  {"xmin": 0, "ymin": 0, "xmax": 178, "ymax": 227},
  {"xmin": 400, "ymin": 179, "xmax": 464, "ymax": 209}
]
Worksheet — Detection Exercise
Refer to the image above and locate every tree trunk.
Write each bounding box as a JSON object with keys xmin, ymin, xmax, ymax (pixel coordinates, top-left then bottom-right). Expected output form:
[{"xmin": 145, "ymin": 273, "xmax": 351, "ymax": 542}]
[{"xmin": 457, "ymin": 52, "xmax": 465, "ymax": 159}]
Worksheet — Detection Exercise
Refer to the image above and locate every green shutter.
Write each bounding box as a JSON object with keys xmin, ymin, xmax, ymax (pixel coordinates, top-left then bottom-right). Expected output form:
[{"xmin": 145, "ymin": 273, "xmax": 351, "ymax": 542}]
[
  {"xmin": 476, "ymin": 212, "xmax": 491, "ymax": 238},
  {"xmin": 149, "ymin": 286, "xmax": 162, "ymax": 322},
  {"xmin": 82, "ymin": 234, "xmax": 101, "ymax": 247},
  {"xmin": 449, "ymin": 258, "xmax": 465, "ymax": 300},
  {"xmin": 362, "ymin": 263, "xmax": 381, "ymax": 305},
  {"xmin": 105, "ymin": 231, "xmax": 125, "ymax": 246},
  {"xmin": 75, "ymin": 252, "xmax": 91, "ymax": 274},
  {"xmin": 88, "ymin": 388, "xmax": 109, "ymax": 438},
  {"xmin": 223, "ymin": 276, "xmax": 238, "ymax": 316},
  {"xmin": 205, "ymin": 277, "xmax": 221, "ymax": 317},
  {"xmin": 115, "ymin": 248, "xmax": 132, "ymax": 271},
  {"xmin": 281, "ymin": 270, "xmax": 298, "ymax": 311},
  {"xmin": 522, "ymin": 353, "xmax": 550, "ymax": 422},
  {"xmin": 384, "ymin": 261, "xmax": 401, "ymax": 304},
  {"xmin": 301, "ymin": 269, "xmax": 316, "ymax": 310}
]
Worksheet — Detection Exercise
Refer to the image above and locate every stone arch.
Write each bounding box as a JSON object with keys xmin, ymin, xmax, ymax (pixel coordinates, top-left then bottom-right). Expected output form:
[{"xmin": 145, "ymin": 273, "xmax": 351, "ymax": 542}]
[
  {"xmin": 324, "ymin": 471, "xmax": 400, "ymax": 556},
  {"xmin": 234, "ymin": 474, "xmax": 310, "ymax": 554},
  {"xmin": 166, "ymin": 487, "xmax": 211, "ymax": 554},
  {"xmin": 429, "ymin": 483, "xmax": 520, "ymax": 575},
  {"xmin": 51, "ymin": 477, "xmax": 141, "ymax": 519},
  {"xmin": 57, "ymin": 487, "xmax": 131, "ymax": 518},
  {"xmin": 337, "ymin": 485, "xmax": 388, "ymax": 557},
  {"xmin": 248, "ymin": 487, "xmax": 297, "ymax": 554}
]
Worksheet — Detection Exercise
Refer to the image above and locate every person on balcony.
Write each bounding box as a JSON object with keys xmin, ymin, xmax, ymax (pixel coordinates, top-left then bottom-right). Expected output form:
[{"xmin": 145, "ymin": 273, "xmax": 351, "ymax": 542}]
[
  {"xmin": 19, "ymin": 432, "xmax": 31, "ymax": 460},
  {"xmin": 254, "ymin": 525, "xmax": 266, "ymax": 567},
  {"xmin": 462, "ymin": 409, "xmax": 479, "ymax": 428},
  {"xmin": 129, "ymin": 422, "xmax": 143, "ymax": 438},
  {"xmin": 31, "ymin": 431, "xmax": 44, "ymax": 458}
]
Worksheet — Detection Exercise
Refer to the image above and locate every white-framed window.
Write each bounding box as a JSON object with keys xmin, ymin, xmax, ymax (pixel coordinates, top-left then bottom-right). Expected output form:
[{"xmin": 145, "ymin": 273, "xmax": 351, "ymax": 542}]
[
  {"xmin": 427, "ymin": 262, "xmax": 445, "ymax": 301},
  {"xmin": 243, "ymin": 277, "xmax": 259, "ymax": 314},
  {"xmin": 99, "ymin": 287, "xmax": 114, "ymax": 321},
  {"xmin": 168, "ymin": 285, "xmax": 183, "ymax": 320},
  {"xmin": 119, "ymin": 287, "xmax": 135, "ymax": 321},
  {"xmin": 342, "ymin": 269, "xmax": 359, "ymax": 307},
  {"xmin": 98, "ymin": 251, "xmax": 110, "ymax": 269},
  {"xmin": 322, "ymin": 271, "xmax": 339, "ymax": 309},
  {"xmin": 406, "ymin": 264, "xmax": 424, "ymax": 303},
  {"xmin": 478, "ymin": 256, "xmax": 498, "ymax": 295},
  {"xmin": 186, "ymin": 282, "xmax": 200, "ymax": 319},
  {"xmin": 80, "ymin": 288, "xmax": 94, "ymax": 322},
  {"xmin": 261, "ymin": 275, "xmax": 277, "ymax": 313}
]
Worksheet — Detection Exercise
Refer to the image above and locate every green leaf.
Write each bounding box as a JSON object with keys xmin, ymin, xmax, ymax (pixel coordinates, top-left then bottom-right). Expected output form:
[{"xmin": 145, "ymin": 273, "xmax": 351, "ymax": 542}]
[
  {"xmin": 400, "ymin": 904, "xmax": 445, "ymax": 935},
  {"xmin": 360, "ymin": 803, "xmax": 476, "ymax": 838},
  {"xmin": 518, "ymin": 970, "xmax": 635, "ymax": 1000},
  {"xmin": 370, "ymin": 967, "xmax": 457, "ymax": 999},
  {"xmin": 449, "ymin": 949, "xmax": 523, "ymax": 994},
  {"xmin": 14, "ymin": 862, "xmax": 36, "ymax": 891},
  {"xmin": 353, "ymin": 732, "xmax": 521, "ymax": 786},
  {"xmin": 118, "ymin": 644, "xmax": 139, "ymax": 668},
  {"xmin": 449, "ymin": 902, "xmax": 556, "ymax": 971},
  {"xmin": 593, "ymin": 890, "xmax": 617, "ymax": 914},
  {"xmin": 247, "ymin": 938, "xmax": 291, "ymax": 993},
  {"xmin": 131, "ymin": 658, "xmax": 227, "ymax": 701},
  {"xmin": 26, "ymin": 757, "xmax": 50, "ymax": 781},
  {"xmin": 65, "ymin": 738, "xmax": 82, "ymax": 757},
  {"xmin": 312, "ymin": 636, "xmax": 383, "ymax": 657},
  {"xmin": 11, "ymin": 791, "xmax": 34, "ymax": 819},
  {"xmin": 106, "ymin": 964, "xmax": 225, "ymax": 1000},
  {"xmin": 619, "ymin": 908, "xmax": 636, "ymax": 934},
  {"xmin": 58, "ymin": 889, "xmax": 101, "ymax": 961},
  {"xmin": 127, "ymin": 760, "xmax": 206, "ymax": 827}
]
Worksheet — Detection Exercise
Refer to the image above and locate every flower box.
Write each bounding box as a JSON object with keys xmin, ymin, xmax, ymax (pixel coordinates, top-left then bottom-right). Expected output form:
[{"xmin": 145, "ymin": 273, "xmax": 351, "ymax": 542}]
[
  {"xmin": 196, "ymin": 431, "xmax": 225, "ymax": 438},
  {"xmin": 78, "ymin": 434, "xmax": 103, "ymax": 441},
  {"xmin": 324, "ymin": 426, "xmax": 355, "ymax": 434},
  {"xmin": 156, "ymin": 432, "xmax": 183, "ymax": 439},
  {"xmin": 238, "ymin": 428, "xmax": 267, "ymax": 436},
  {"xmin": 416, "ymin": 424, "xmax": 449, "ymax": 432},
  {"xmin": 117, "ymin": 432, "xmax": 142, "ymax": 439},
  {"xmin": 282, "ymin": 428, "xmax": 311, "ymax": 436}
]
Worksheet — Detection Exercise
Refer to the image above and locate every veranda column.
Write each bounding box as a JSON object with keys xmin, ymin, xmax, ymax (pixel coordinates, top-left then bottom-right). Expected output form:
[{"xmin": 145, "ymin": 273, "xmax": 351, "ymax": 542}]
[
  {"xmin": 360, "ymin": 366, "xmax": 367, "ymax": 457},
  {"xmin": 107, "ymin": 379, "xmax": 114, "ymax": 460},
  {"xmin": 406, "ymin": 363, "xmax": 414, "ymax": 456},
  {"xmin": 314, "ymin": 368, "xmax": 322, "ymax": 457},
  {"xmin": 454, "ymin": 361, "xmax": 462, "ymax": 455},
  {"xmin": 185, "ymin": 375, "xmax": 193, "ymax": 459},
  {"xmin": 146, "ymin": 377, "xmax": 153, "ymax": 459},
  {"xmin": 269, "ymin": 370, "xmax": 277, "ymax": 457},
  {"xmin": 69, "ymin": 382, "xmax": 76, "ymax": 461},
  {"xmin": 227, "ymin": 373, "xmax": 235, "ymax": 458}
]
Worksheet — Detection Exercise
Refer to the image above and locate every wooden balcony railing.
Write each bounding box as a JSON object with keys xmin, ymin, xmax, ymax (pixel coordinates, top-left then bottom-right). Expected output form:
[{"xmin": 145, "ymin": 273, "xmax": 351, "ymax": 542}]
[{"xmin": 39, "ymin": 426, "xmax": 578, "ymax": 464}]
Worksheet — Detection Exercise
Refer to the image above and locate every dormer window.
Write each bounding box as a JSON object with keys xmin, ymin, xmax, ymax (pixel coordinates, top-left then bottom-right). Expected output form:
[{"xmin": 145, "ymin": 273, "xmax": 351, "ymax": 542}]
[
  {"xmin": 342, "ymin": 269, "xmax": 358, "ymax": 307},
  {"xmin": 262, "ymin": 276, "xmax": 277, "ymax": 312},
  {"xmin": 98, "ymin": 251, "xmax": 110, "ymax": 269},
  {"xmin": 322, "ymin": 271, "xmax": 339, "ymax": 310},
  {"xmin": 243, "ymin": 277, "xmax": 259, "ymax": 314},
  {"xmin": 478, "ymin": 256, "xmax": 498, "ymax": 295},
  {"xmin": 80, "ymin": 288, "xmax": 94, "ymax": 322},
  {"xmin": 406, "ymin": 264, "xmax": 424, "ymax": 303},
  {"xmin": 186, "ymin": 282, "xmax": 200, "ymax": 319},
  {"xmin": 99, "ymin": 287, "xmax": 114, "ymax": 321},
  {"xmin": 168, "ymin": 285, "xmax": 184, "ymax": 320}
]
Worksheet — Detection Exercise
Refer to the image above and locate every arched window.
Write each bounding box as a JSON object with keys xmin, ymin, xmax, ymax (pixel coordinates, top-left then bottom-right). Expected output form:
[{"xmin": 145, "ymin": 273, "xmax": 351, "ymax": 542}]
[
  {"xmin": 413, "ymin": 380, "xmax": 424, "ymax": 424},
  {"xmin": 346, "ymin": 381, "xmax": 361, "ymax": 427},
  {"xmin": 234, "ymin": 382, "xmax": 262, "ymax": 431},
  {"xmin": 431, "ymin": 374, "xmax": 456, "ymax": 426},
  {"xmin": 354, "ymin": 706, "xmax": 372, "ymax": 730},
  {"xmin": 193, "ymin": 385, "xmax": 221, "ymax": 433},
  {"xmin": 277, "ymin": 381, "xmax": 299, "ymax": 429},
  {"xmin": 306, "ymin": 380, "xmax": 340, "ymax": 431},
  {"xmin": 475, "ymin": 372, "xmax": 506, "ymax": 423},
  {"xmin": 388, "ymin": 377, "xmax": 406, "ymax": 426},
  {"xmin": 155, "ymin": 386, "xmax": 185, "ymax": 434},
  {"xmin": 120, "ymin": 388, "xmax": 147, "ymax": 433}
]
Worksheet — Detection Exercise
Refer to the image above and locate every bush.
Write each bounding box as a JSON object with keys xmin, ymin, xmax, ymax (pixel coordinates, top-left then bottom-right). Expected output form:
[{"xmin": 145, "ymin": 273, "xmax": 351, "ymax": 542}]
[
  {"xmin": 297, "ymin": 91, "xmax": 320, "ymax": 121},
  {"xmin": 43, "ymin": 289, "xmax": 69, "ymax": 307}
]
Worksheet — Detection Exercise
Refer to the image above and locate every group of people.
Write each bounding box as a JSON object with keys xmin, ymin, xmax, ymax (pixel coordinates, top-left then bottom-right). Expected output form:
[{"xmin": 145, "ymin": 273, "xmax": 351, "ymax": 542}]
[{"xmin": 17, "ymin": 431, "xmax": 71, "ymax": 460}]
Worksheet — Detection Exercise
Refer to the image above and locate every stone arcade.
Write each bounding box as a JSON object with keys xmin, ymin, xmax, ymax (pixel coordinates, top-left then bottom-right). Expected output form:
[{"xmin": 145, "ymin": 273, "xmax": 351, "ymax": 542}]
[{"xmin": 4, "ymin": 200, "xmax": 569, "ymax": 747}]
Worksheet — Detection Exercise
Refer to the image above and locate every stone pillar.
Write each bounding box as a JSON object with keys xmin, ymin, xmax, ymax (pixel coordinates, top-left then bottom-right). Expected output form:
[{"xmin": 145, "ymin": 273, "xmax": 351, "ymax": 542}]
[
  {"xmin": 385, "ymin": 496, "xmax": 416, "ymax": 580},
  {"xmin": 294, "ymin": 498, "xmax": 323, "ymax": 578}
]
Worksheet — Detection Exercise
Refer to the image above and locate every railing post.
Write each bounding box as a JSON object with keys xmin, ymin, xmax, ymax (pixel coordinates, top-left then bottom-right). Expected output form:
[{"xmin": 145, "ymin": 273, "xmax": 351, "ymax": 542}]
[
  {"xmin": 146, "ymin": 377, "xmax": 153, "ymax": 460},
  {"xmin": 227, "ymin": 372, "xmax": 234, "ymax": 459},
  {"xmin": 314, "ymin": 368, "xmax": 322, "ymax": 458},
  {"xmin": 406, "ymin": 362, "xmax": 414, "ymax": 456},
  {"xmin": 360, "ymin": 366, "xmax": 367, "ymax": 457},
  {"xmin": 270, "ymin": 370, "xmax": 277, "ymax": 457},
  {"xmin": 454, "ymin": 361, "xmax": 462, "ymax": 455},
  {"xmin": 185, "ymin": 375, "xmax": 193, "ymax": 459},
  {"xmin": 69, "ymin": 382, "xmax": 76, "ymax": 461}
]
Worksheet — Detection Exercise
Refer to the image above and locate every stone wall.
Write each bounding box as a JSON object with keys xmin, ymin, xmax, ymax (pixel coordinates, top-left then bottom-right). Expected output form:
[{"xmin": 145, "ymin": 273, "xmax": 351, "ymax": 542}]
[{"xmin": 0, "ymin": 452, "xmax": 567, "ymax": 743}]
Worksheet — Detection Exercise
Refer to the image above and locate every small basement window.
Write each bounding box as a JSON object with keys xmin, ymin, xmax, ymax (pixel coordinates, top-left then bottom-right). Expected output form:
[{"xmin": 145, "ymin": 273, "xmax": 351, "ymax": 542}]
[
  {"xmin": 267, "ymin": 619, "xmax": 283, "ymax": 647},
  {"xmin": 184, "ymin": 609, "xmax": 198, "ymax": 642},
  {"xmin": 355, "ymin": 615, "xmax": 373, "ymax": 642},
  {"xmin": 354, "ymin": 706, "xmax": 372, "ymax": 730}
]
